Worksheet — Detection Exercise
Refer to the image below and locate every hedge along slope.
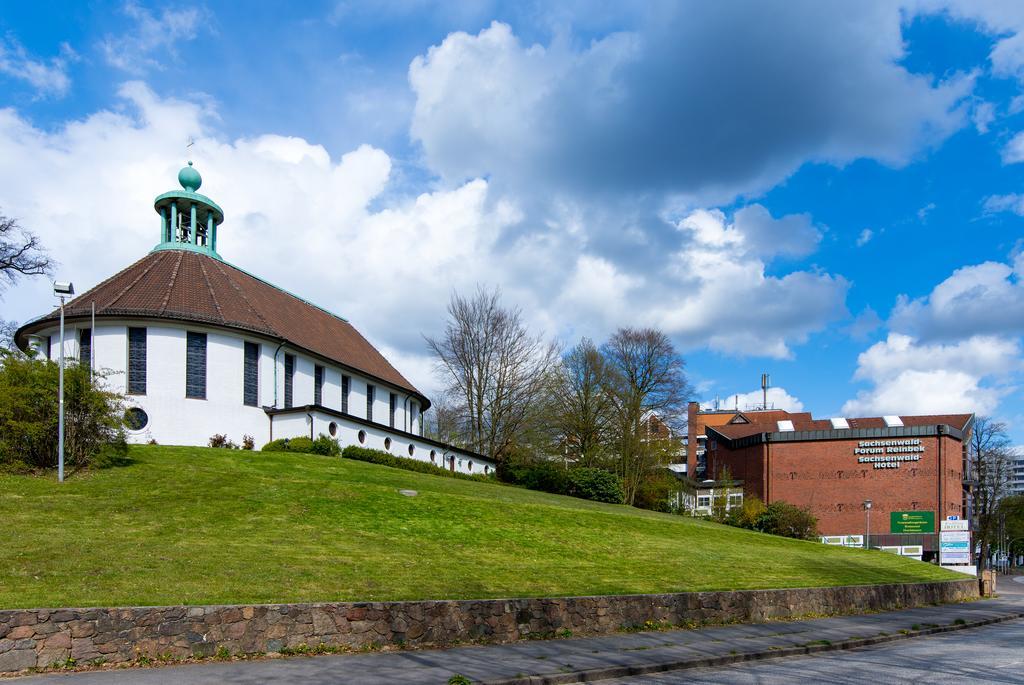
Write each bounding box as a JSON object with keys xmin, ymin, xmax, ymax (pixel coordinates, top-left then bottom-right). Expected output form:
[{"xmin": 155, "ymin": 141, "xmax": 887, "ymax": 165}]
[
  {"xmin": 341, "ymin": 445, "xmax": 493, "ymax": 482},
  {"xmin": 0, "ymin": 445, "xmax": 963, "ymax": 610}
]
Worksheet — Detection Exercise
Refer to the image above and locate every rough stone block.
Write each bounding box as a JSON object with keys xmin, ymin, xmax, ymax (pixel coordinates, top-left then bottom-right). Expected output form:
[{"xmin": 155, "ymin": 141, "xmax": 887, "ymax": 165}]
[{"xmin": 0, "ymin": 649, "xmax": 36, "ymax": 672}]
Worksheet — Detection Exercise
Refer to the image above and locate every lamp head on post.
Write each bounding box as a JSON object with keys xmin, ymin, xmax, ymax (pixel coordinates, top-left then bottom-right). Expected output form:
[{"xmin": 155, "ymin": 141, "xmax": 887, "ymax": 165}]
[
  {"xmin": 863, "ymin": 499, "xmax": 873, "ymax": 511},
  {"xmin": 53, "ymin": 281, "xmax": 74, "ymax": 299}
]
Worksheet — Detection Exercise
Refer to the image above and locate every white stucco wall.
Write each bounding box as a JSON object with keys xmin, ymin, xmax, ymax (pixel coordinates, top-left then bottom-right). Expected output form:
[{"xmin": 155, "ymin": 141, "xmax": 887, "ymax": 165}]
[{"xmin": 26, "ymin": 319, "xmax": 478, "ymax": 467}]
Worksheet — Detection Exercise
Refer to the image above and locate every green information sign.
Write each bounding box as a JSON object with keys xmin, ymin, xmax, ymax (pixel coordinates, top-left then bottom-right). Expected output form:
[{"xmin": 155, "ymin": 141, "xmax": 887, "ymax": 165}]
[{"xmin": 890, "ymin": 511, "xmax": 935, "ymax": 534}]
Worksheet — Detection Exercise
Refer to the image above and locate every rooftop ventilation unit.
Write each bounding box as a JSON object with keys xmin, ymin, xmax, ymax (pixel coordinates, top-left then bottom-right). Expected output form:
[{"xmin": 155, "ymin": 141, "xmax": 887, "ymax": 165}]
[
  {"xmin": 883, "ymin": 415, "xmax": 904, "ymax": 427},
  {"xmin": 830, "ymin": 417, "xmax": 850, "ymax": 429},
  {"xmin": 777, "ymin": 420, "xmax": 795, "ymax": 432}
]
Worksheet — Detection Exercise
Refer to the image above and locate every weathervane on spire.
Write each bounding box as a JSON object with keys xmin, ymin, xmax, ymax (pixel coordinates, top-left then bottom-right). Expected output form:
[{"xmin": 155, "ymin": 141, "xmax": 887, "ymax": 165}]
[{"xmin": 186, "ymin": 136, "xmax": 195, "ymax": 163}]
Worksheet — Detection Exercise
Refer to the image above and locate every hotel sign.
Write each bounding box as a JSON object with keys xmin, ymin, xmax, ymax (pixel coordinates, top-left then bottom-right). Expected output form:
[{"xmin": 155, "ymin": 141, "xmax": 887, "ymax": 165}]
[
  {"xmin": 890, "ymin": 511, "xmax": 935, "ymax": 534},
  {"xmin": 855, "ymin": 439, "xmax": 924, "ymax": 469}
]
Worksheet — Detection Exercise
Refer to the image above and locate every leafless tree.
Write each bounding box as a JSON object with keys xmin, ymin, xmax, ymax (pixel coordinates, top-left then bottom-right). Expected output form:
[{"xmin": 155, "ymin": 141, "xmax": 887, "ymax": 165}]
[
  {"xmin": 551, "ymin": 338, "xmax": 615, "ymax": 468},
  {"xmin": 425, "ymin": 286, "xmax": 560, "ymax": 462},
  {"xmin": 602, "ymin": 327, "xmax": 691, "ymax": 505},
  {"xmin": 969, "ymin": 417, "xmax": 1018, "ymax": 571},
  {"xmin": 422, "ymin": 395, "xmax": 464, "ymax": 448},
  {"xmin": 0, "ymin": 212, "xmax": 53, "ymax": 352},
  {"xmin": 0, "ymin": 212, "xmax": 52, "ymax": 291}
]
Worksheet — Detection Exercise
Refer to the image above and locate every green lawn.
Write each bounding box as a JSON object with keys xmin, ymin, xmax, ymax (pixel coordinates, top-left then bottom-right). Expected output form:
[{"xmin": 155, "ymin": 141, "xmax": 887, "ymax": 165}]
[{"xmin": 0, "ymin": 445, "xmax": 961, "ymax": 609}]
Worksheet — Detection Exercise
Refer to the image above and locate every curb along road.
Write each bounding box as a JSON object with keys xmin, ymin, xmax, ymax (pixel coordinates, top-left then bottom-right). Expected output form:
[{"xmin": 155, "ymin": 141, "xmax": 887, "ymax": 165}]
[{"xmin": 480, "ymin": 610, "xmax": 1024, "ymax": 685}]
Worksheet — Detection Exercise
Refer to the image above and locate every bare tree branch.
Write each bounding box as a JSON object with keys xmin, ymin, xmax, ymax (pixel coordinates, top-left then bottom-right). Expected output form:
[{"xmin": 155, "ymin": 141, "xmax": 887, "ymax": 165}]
[
  {"xmin": 969, "ymin": 416, "xmax": 1018, "ymax": 571},
  {"xmin": 0, "ymin": 213, "xmax": 53, "ymax": 291},
  {"xmin": 425, "ymin": 286, "xmax": 559, "ymax": 461}
]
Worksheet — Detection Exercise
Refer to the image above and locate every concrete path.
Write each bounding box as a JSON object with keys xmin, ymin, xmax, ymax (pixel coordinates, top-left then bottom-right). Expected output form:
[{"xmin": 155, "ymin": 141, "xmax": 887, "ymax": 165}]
[{"xmin": 10, "ymin": 582, "xmax": 1024, "ymax": 685}]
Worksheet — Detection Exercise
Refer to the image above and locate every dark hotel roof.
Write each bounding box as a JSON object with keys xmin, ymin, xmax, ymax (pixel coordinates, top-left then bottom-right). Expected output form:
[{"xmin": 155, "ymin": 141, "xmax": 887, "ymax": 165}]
[
  {"xmin": 15, "ymin": 249, "xmax": 427, "ymax": 407},
  {"xmin": 706, "ymin": 411, "xmax": 974, "ymax": 448}
]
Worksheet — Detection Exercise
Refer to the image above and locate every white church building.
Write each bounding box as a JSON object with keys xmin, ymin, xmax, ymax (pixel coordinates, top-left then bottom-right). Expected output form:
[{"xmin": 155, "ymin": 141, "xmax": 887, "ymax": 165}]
[{"xmin": 15, "ymin": 163, "xmax": 494, "ymax": 476}]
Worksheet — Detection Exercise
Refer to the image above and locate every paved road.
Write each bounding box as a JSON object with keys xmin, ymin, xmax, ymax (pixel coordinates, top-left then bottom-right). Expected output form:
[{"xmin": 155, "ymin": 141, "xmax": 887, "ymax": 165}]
[
  {"xmin": 600, "ymin": 617, "xmax": 1024, "ymax": 684},
  {"xmin": 12, "ymin": 578, "xmax": 1024, "ymax": 684}
]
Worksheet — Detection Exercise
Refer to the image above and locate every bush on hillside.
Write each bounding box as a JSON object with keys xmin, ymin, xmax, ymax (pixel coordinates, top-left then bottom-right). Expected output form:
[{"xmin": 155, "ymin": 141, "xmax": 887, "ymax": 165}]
[
  {"xmin": 566, "ymin": 467, "xmax": 624, "ymax": 504},
  {"xmin": 262, "ymin": 436, "xmax": 315, "ymax": 454},
  {"xmin": 262, "ymin": 434, "xmax": 340, "ymax": 456},
  {"xmin": 723, "ymin": 495, "xmax": 767, "ymax": 529},
  {"xmin": 208, "ymin": 434, "xmax": 238, "ymax": 449},
  {"xmin": 498, "ymin": 459, "xmax": 570, "ymax": 495},
  {"xmin": 310, "ymin": 434, "xmax": 341, "ymax": 456},
  {"xmin": 753, "ymin": 501, "xmax": 819, "ymax": 541},
  {"xmin": 632, "ymin": 470, "xmax": 678, "ymax": 513},
  {"xmin": 498, "ymin": 456, "xmax": 626, "ymax": 505},
  {"xmin": 341, "ymin": 445, "xmax": 493, "ymax": 482},
  {"xmin": 0, "ymin": 354, "xmax": 127, "ymax": 473}
]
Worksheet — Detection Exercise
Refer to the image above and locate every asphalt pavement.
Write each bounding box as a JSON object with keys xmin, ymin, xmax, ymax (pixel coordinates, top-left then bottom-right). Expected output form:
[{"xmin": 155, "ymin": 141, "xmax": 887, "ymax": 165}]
[
  {"xmin": 9, "ymin": 577, "xmax": 1024, "ymax": 685},
  {"xmin": 599, "ymin": 615, "xmax": 1024, "ymax": 684}
]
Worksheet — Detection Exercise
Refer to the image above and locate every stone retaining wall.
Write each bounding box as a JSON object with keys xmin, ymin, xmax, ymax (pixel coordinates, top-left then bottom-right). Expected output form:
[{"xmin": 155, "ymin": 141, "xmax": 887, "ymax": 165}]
[{"xmin": 0, "ymin": 579, "xmax": 978, "ymax": 673}]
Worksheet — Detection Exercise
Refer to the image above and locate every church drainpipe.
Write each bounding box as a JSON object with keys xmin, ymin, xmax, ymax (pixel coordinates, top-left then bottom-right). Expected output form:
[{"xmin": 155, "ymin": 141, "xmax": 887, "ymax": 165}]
[
  {"xmin": 272, "ymin": 340, "xmax": 286, "ymax": 407},
  {"xmin": 307, "ymin": 411, "xmax": 314, "ymax": 440}
]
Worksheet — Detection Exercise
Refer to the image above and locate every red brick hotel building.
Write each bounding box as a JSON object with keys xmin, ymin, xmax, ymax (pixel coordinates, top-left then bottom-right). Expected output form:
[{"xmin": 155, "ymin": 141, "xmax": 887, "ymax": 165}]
[{"xmin": 687, "ymin": 404, "xmax": 973, "ymax": 553}]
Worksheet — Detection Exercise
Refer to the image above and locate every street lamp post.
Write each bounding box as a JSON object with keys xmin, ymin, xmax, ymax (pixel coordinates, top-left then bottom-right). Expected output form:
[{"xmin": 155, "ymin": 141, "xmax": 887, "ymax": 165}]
[
  {"xmin": 864, "ymin": 499, "xmax": 873, "ymax": 550},
  {"xmin": 53, "ymin": 281, "xmax": 74, "ymax": 483}
]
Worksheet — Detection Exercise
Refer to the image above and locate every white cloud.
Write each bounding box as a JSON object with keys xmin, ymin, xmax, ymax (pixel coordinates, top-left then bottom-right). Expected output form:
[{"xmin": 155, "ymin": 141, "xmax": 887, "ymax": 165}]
[
  {"xmin": 841, "ymin": 333, "xmax": 1019, "ymax": 416},
  {"xmin": 0, "ymin": 37, "xmax": 75, "ymax": 97},
  {"xmin": 409, "ymin": 14, "xmax": 971, "ymax": 205},
  {"xmin": 0, "ymin": 83, "xmax": 852, "ymax": 397},
  {"xmin": 712, "ymin": 387, "xmax": 805, "ymax": 413},
  {"xmin": 1002, "ymin": 130, "xmax": 1024, "ymax": 164},
  {"xmin": 100, "ymin": 2, "xmax": 207, "ymax": 73},
  {"xmin": 972, "ymin": 100, "xmax": 996, "ymax": 133},
  {"xmin": 890, "ymin": 255, "xmax": 1024, "ymax": 339},
  {"xmin": 856, "ymin": 228, "xmax": 874, "ymax": 247},
  {"xmin": 983, "ymin": 193, "xmax": 1024, "ymax": 215}
]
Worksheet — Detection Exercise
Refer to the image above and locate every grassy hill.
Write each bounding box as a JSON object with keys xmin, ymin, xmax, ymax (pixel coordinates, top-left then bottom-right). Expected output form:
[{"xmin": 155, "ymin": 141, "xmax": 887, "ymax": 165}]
[{"xmin": 0, "ymin": 445, "xmax": 960, "ymax": 609}]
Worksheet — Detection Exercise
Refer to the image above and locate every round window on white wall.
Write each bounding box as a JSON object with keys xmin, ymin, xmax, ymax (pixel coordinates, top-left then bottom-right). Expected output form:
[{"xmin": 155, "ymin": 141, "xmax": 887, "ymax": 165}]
[
  {"xmin": 328, "ymin": 422, "xmax": 338, "ymax": 437},
  {"xmin": 384, "ymin": 437, "xmax": 392, "ymax": 451},
  {"xmin": 408, "ymin": 444, "xmax": 415, "ymax": 457},
  {"xmin": 358, "ymin": 430, "xmax": 366, "ymax": 444},
  {"xmin": 124, "ymin": 407, "xmax": 149, "ymax": 432}
]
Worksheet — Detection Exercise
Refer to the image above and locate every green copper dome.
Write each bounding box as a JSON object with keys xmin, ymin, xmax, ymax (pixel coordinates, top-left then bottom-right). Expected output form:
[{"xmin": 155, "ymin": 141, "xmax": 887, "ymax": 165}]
[{"xmin": 178, "ymin": 161, "xmax": 202, "ymax": 192}]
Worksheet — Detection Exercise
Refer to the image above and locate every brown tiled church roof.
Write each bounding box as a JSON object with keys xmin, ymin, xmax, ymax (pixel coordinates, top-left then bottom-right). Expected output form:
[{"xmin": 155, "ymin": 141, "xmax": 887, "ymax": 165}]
[{"xmin": 16, "ymin": 249, "xmax": 427, "ymax": 405}]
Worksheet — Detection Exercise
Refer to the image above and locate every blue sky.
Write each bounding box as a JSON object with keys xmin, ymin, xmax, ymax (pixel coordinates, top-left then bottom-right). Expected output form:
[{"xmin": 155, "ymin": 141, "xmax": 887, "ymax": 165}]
[{"xmin": 2, "ymin": 1, "xmax": 1024, "ymax": 436}]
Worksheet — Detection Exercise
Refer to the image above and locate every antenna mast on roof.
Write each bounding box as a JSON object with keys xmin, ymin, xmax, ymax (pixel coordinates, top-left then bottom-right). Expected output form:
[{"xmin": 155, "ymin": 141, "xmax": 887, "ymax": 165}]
[{"xmin": 761, "ymin": 373, "xmax": 769, "ymax": 411}]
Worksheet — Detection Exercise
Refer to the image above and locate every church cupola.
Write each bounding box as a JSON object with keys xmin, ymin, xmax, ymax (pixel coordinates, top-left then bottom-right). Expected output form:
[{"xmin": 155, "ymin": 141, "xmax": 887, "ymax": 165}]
[{"xmin": 152, "ymin": 161, "xmax": 224, "ymax": 258}]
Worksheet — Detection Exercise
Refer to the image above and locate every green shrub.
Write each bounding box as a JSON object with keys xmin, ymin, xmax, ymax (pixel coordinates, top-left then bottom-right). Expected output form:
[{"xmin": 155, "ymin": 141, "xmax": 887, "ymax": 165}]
[
  {"xmin": 725, "ymin": 495, "xmax": 767, "ymax": 529},
  {"xmin": 566, "ymin": 467, "xmax": 623, "ymax": 503},
  {"xmin": 262, "ymin": 436, "xmax": 315, "ymax": 453},
  {"xmin": 499, "ymin": 459, "xmax": 570, "ymax": 495},
  {"xmin": 310, "ymin": 434, "xmax": 340, "ymax": 456},
  {"xmin": 0, "ymin": 354, "xmax": 127, "ymax": 473},
  {"xmin": 754, "ymin": 501, "xmax": 819, "ymax": 540},
  {"xmin": 632, "ymin": 470, "xmax": 678, "ymax": 513},
  {"xmin": 499, "ymin": 458, "xmax": 627, "ymax": 505},
  {"xmin": 341, "ymin": 445, "xmax": 492, "ymax": 482}
]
